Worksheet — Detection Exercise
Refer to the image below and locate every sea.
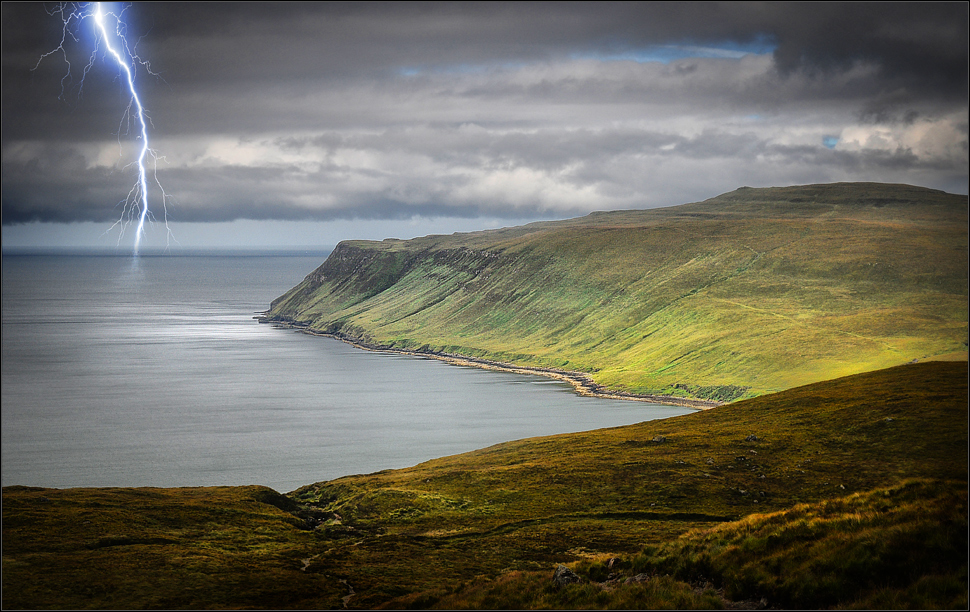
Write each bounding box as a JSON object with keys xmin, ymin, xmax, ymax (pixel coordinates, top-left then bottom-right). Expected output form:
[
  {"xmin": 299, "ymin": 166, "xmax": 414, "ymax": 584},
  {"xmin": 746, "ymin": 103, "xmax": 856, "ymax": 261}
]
[{"xmin": 1, "ymin": 251, "xmax": 693, "ymax": 493}]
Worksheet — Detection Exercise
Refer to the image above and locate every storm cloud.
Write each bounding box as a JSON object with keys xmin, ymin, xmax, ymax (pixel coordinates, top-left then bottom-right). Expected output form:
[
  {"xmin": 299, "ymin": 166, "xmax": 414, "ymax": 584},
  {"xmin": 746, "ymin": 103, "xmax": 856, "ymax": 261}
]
[{"xmin": 2, "ymin": 2, "xmax": 967, "ymax": 246}]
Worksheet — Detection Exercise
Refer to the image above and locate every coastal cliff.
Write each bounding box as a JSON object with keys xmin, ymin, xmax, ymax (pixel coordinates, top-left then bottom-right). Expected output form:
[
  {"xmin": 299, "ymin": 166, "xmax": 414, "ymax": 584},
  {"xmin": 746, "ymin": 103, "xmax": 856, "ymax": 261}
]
[{"xmin": 264, "ymin": 182, "xmax": 968, "ymax": 400}]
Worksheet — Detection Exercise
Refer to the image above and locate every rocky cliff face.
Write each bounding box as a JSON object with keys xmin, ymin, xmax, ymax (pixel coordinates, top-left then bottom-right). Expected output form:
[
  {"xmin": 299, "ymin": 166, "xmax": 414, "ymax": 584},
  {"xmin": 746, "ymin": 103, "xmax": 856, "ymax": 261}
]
[{"xmin": 269, "ymin": 242, "xmax": 510, "ymax": 322}]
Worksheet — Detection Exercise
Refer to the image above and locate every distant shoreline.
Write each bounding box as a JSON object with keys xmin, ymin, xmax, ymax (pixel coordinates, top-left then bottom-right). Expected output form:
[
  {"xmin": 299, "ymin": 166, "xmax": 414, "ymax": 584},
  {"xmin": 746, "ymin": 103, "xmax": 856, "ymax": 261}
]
[{"xmin": 260, "ymin": 317, "xmax": 721, "ymax": 410}]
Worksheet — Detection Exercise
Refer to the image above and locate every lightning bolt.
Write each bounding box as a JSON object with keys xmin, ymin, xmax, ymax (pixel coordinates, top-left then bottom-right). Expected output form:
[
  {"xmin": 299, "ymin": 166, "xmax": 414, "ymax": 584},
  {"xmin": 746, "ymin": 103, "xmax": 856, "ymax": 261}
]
[{"xmin": 35, "ymin": 2, "xmax": 174, "ymax": 254}]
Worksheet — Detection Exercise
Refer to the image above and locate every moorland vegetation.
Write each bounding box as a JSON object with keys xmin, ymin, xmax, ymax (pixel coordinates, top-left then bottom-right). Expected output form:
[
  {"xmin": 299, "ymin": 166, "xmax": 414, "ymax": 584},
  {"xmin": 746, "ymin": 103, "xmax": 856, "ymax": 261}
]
[{"xmin": 2, "ymin": 361, "xmax": 966, "ymax": 608}]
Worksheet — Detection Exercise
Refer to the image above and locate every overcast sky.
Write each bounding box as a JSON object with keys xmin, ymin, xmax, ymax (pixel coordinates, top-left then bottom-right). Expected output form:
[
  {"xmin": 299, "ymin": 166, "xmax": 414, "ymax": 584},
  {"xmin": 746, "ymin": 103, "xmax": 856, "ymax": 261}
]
[{"xmin": 2, "ymin": 2, "xmax": 967, "ymax": 250}]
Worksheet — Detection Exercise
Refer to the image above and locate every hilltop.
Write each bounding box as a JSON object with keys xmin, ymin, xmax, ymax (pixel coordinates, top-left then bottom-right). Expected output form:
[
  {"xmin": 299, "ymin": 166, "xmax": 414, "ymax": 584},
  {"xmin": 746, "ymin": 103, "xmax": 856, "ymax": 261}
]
[{"xmin": 265, "ymin": 182, "xmax": 968, "ymax": 401}]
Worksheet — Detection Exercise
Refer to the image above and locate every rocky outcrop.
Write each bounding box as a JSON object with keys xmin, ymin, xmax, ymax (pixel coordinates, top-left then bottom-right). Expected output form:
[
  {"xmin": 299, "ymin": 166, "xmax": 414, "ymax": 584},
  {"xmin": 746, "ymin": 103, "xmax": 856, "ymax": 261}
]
[{"xmin": 552, "ymin": 564, "xmax": 581, "ymax": 588}]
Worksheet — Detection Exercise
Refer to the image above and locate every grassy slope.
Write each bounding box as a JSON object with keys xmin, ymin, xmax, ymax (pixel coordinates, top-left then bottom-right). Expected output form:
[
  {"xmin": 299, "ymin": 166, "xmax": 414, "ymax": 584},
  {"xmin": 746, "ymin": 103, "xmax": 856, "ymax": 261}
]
[
  {"xmin": 426, "ymin": 479, "xmax": 968, "ymax": 610},
  {"xmin": 632, "ymin": 478, "xmax": 968, "ymax": 609},
  {"xmin": 0, "ymin": 486, "xmax": 347, "ymax": 609},
  {"xmin": 4, "ymin": 361, "xmax": 964, "ymax": 609},
  {"xmin": 266, "ymin": 182, "xmax": 968, "ymax": 399}
]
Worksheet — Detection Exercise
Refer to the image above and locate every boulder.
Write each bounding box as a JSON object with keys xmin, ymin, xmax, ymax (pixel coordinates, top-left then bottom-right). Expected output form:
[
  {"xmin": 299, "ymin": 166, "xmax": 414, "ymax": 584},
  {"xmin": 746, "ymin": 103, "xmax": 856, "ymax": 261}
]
[{"xmin": 552, "ymin": 564, "xmax": 581, "ymax": 588}]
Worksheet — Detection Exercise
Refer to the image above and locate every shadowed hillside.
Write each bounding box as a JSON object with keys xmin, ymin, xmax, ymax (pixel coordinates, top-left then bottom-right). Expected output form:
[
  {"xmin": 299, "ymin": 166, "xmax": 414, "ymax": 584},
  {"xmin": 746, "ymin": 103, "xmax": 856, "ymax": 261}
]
[{"xmin": 266, "ymin": 182, "xmax": 968, "ymax": 400}]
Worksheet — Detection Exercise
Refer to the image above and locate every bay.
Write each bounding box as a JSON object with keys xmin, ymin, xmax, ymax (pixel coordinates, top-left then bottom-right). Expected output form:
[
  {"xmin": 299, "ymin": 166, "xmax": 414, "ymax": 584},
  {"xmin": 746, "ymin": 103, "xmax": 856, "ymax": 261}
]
[{"xmin": 1, "ymin": 252, "xmax": 692, "ymax": 492}]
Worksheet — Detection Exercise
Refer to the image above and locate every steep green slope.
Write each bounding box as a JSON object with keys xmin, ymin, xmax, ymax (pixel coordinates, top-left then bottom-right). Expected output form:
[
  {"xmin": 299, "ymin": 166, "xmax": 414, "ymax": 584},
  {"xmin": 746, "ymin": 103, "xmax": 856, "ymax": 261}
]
[{"xmin": 266, "ymin": 182, "xmax": 968, "ymax": 399}]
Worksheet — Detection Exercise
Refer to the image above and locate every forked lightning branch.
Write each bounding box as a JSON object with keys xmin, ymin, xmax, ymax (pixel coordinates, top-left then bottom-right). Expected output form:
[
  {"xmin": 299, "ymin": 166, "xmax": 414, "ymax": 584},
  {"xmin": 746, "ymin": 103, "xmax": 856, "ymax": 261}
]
[{"xmin": 35, "ymin": 2, "xmax": 173, "ymax": 253}]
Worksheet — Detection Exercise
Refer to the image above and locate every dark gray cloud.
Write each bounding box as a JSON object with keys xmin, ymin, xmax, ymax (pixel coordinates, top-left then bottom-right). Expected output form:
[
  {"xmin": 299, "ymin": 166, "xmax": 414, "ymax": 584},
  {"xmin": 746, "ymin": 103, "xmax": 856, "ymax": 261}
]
[{"xmin": 2, "ymin": 1, "xmax": 967, "ymax": 241}]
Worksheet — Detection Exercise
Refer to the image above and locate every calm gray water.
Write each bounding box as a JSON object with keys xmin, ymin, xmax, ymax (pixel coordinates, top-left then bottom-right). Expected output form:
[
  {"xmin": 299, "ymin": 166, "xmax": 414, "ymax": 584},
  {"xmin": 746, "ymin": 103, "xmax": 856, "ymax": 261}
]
[{"xmin": 2, "ymin": 253, "xmax": 692, "ymax": 492}]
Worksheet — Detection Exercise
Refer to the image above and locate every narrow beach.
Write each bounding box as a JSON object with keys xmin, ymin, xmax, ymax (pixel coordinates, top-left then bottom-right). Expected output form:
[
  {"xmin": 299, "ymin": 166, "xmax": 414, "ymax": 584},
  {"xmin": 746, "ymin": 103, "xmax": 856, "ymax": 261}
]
[{"xmin": 260, "ymin": 317, "xmax": 721, "ymax": 410}]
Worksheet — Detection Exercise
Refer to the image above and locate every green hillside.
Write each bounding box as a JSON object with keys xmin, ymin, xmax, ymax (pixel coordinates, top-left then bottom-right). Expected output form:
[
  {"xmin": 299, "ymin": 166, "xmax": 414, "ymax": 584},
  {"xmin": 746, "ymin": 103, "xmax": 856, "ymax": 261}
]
[
  {"xmin": 266, "ymin": 182, "xmax": 968, "ymax": 400},
  {"xmin": 3, "ymin": 361, "xmax": 966, "ymax": 609}
]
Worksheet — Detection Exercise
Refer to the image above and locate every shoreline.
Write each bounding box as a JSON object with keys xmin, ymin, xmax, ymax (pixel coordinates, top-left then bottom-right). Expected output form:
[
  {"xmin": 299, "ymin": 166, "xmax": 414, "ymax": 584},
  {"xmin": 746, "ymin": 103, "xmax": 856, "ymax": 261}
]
[{"xmin": 259, "ymin": 317, "xmax": 722, "ymax": 410}]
